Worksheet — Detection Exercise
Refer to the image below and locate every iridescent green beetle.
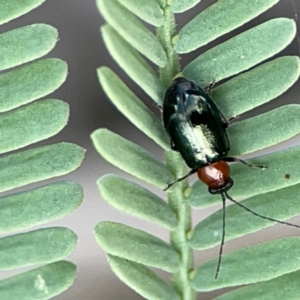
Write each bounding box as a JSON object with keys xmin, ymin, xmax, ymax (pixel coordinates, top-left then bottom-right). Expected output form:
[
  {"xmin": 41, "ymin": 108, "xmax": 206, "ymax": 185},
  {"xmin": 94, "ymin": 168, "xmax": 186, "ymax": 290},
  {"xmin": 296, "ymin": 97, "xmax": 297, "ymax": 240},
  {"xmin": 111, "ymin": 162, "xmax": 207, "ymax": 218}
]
[
  {"xmin": 163, "ymin": 76, "xmax": 229, "ymax": 169},
  {"xmin": 163, "ymin": 76, "xmax": 240, "ymax": 193}
]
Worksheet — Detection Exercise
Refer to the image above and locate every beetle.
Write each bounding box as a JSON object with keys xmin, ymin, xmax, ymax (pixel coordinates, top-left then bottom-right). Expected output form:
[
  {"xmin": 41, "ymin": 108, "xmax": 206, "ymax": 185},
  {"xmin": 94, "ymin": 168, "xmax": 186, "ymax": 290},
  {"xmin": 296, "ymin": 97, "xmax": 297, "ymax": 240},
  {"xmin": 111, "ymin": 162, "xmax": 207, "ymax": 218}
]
[
  {"xmin": 163, "ymin": 76, "xmax": 300, "ymax": 279},
  {"xmin": 163, "ymin": 76, "xmax": 264, "ymax": 193}
]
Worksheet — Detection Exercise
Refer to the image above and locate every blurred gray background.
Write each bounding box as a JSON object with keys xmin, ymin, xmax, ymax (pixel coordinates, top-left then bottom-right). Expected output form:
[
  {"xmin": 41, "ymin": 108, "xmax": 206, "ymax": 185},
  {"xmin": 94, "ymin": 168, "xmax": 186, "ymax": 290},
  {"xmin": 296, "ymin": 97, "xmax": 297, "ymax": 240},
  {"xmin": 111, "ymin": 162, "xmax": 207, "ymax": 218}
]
[{"xmin": 1, "ymin": 0, "xmax": 300, "ymax": 299}]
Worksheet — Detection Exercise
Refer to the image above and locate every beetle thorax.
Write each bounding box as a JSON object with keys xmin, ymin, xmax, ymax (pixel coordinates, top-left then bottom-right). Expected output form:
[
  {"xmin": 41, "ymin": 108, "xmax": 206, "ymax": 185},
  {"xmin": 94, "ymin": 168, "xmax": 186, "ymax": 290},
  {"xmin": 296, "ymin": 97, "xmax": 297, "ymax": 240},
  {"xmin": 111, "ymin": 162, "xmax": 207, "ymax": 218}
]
[{"xmin": 197, "ymin": 160, "xmax": 230, "ymax": 190}]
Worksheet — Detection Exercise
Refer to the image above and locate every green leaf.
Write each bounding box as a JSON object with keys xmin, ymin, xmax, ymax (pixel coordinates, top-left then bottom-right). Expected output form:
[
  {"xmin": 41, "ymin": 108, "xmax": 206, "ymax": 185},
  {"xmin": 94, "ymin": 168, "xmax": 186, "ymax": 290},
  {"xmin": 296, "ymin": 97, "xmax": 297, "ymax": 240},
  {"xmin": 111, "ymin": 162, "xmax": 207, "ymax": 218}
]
[
  {"xmin": 96, "ymin": 0, "xmax": 167, "ymax": 67},
  {"xmin": 228, "ymin": 105, "xmax": 300, "ymax": 156},
  {"xmin": 94, "ymin": 221, "xmax": 180, "ymax": 272},
  {"xmin": 0, "ymin": 24, "xmax": 58, "ymax": 71},
  {"xmin": 191, "ymin": 237, "xmax": 300, "ymax": 291},
  {"xmin": 212, "ymin": 56, "xmax": 300, "ymax": 117},
  {"xmin": 214, "ymin": 270, "xmax": 300, "ymax": 300},
  {"xmin": 0, "ymin": 2, "xmax": 83, "ymax": 297},
  {"xmin": 0, "ymin": 99, "xmax": 69, "ymax": 154},
  {"xmin": 0, "ymin": 142, "xmax": 85, "ymax": 193},
  {"xmin": 171, "ymin": 0, "xmax": 201, "ymax": 13},
  {"xmin": 0, "ymin": 228, "xmax": 77, "ymax": 270},
  {"xmin": 0, "ymin": 0, "xmax": 45, "ymax": 25},
  {"xmin": 175, "ymin": 0, "xmax": 279, "ymax": 53},
  {"xmin": 91, "ymin": 129, "xmax": 171, "ymax": 189},
  {"xmin": 189, "ymin": 183, "xmax": 300, "ymax": 250},
  {"xmin": 98, "ymin": 175, "xmax": 178, "ymax": 230},
  {"xmin": 183, "ymin": 18, "xmax": 296, "ymax": 86},
  {"xmin": 117, "ymin": 0, "xmax": 164, "ymax": 26},
  {"xmin": 101, "ymin": 25, "xmax": 164, "ymax": 104},
  {"xmin": 189, "ymin": 146, "xmax": 300, "ymax": 208},
  {"xmin": 0, "ymin": 261, "xmax": 76, "ymax": 300},
  {"xmin": 97, "ymin": 67, "xmax": 169, "ymax": 150},
  {"xmin": 108, "ymin": 255, "xmax": 180, "ymax": 300},
  {"xmin": 0, "ymin": 181, "xmax": 83, "ymax": 233},
  {"xmin": 0, "ymin": 58, "xmax": 68, "ymax": 112}
]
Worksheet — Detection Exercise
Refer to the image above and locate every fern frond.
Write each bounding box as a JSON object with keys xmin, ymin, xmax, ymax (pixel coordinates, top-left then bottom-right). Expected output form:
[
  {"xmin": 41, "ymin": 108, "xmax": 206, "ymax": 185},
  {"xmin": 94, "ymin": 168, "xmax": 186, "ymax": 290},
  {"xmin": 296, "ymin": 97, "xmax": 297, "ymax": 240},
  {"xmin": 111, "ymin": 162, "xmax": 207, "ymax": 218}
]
[
  {"xmin": 93, "ymin": 0, "xmax": 300, "ymax": 299},
  {"xmin": 0, "ymin": 1, "xmax": 85, "ymax": 299}
]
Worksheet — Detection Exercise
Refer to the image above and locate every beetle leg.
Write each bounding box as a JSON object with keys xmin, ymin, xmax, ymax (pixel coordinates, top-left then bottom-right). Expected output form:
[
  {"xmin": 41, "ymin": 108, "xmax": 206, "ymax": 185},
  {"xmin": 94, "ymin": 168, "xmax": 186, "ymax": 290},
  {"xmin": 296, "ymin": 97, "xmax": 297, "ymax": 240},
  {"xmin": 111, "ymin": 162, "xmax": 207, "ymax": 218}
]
[
  {"xmin": 204, "ymin": 80, "xmax": 216, "ymax": 95},
  {"xmin": 164, "ymin": 169, "xmax": 198, "ymax": 191},
  {"xmin": 226, "ymin": 115, "xmax": 239, "ymax": 126},
  {"xmin": 223, "ymin": 157, "xmax": 267, "ymax": 169},
  {"xmin": 222, "ymin": 115, "xmax": 240, "ymax": 128},
  {"xmin": 152, "ymin": 102, "xmax": 163, "ymax": 112},
  {"xmin": 222, "ymin": 121, "xmax": 229, "ymax": 129},
  {"xmin": 217, "ymin": 107, "xmax": 238, "ymax": 129}
]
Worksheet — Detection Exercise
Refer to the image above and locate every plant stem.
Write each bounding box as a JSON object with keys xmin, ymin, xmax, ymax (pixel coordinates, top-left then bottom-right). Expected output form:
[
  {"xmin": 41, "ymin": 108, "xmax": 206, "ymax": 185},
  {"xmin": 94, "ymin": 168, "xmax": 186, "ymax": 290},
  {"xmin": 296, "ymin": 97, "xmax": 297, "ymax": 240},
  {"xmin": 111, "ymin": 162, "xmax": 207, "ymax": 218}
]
[
  {"xmin": 166, "ymin": 151, "xmax": 195, "ymax": 300},
  {"xmin": 157, "ymin": 1, "xmax": 180, "ymax": 86},
  {"xmin": 157, "ymin": 3, "xmax": 195, "ymax": 300}
]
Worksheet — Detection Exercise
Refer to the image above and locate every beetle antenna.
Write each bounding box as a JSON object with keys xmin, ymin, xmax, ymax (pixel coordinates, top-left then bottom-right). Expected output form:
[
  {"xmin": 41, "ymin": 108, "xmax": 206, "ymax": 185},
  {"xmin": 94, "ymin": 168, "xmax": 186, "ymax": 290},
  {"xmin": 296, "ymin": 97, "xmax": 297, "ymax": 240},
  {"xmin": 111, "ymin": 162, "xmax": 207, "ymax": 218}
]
[
  {"xmin": 215, "ymin": 192, "xmax": 226, "ymax": 279},
  {"xmin": 224, "ymin": 192, "xmax": 300, "ymax": 229},
  {"xmin": 152, "ymin": 102, "xmax": 163, "ymax": 112},
  {"xmin": 223, "ymin": 157, "xmax": 267, "ymax": 169},
  {"xmin": 164, "ymin": 169, "xmax": 197, "ymax": 191}
]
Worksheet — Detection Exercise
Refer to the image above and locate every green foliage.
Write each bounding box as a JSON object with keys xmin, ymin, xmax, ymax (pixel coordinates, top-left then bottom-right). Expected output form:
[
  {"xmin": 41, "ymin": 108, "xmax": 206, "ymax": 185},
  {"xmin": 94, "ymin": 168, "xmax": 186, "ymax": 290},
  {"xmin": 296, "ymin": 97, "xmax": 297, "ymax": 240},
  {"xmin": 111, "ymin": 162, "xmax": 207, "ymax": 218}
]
[
  {"xmin": 0, "ymin": 1, "xmax": 85, "ymax": 299},
  {"xmin": 228, "ymin": 105, "xmax": 300, "ymax": 155},
  {"xmin": 0, "ymin": 24, "xmax": 58, "ymax": 70},
  {"xmin": 95, "ymin": 222, "xmax": 180, "ymax": 272},
  {"xmin": 107, "ymin": 255, "xmax": 181, "ymax": 300},
  {"xmin": 97, "ymin": 67, "xmax": 169, "ymax": 148},
  {"xmin": 117, "ymin": 0, "xmax": 164, "ymax": 26},
  {"xmin": 192, "ymin": 237, "xmax": 300, "ymax": 291},
  {"xmin": 190, "ymin": 183, "xmax": 300, "ymax": 250},
  {"xmin": 92, "ymin": 129, "xmax": 171, "ymax": 189},
  {"xmin": 0, "ymin": 100, "xmax": 69, "ymax": 152},
  {"xmin": 101, "ymin": 25, "xmax": 164, "ymax": 104},
  {"xmin": 212, "ymin": 56, "xmax": 300, "ymax": 117},
  {"xmin": 170, "ymin": 0, "xmax": 201, "ymax": 13},
  {"xmin": 96, "ymin": 0, "xmax": 167, "ymax": 66},
  {"xmin": 0, "ymin": 143, "xmax": 84, "ymax": 192},
  {"xmin": 0, "ymin": 59, "xmax": 67, "ymax": 112},
  {"xmin": 98, "ymin": 175, "xmax": 178, "ymax": 229},
  {"xmin": 93, "ymin": 0, "xmax": 300, "ymax": 299},
  {"xmin": 183, "ymin": 18, "xmax": 296, "ymax": 86},
  {"xmin": 214, "ymin": 270, "xmax": 300, "ymax": 300},
  {"xmin": 0, "ymin": 0, "xmax": 45, "ymax": 24},
  {"xmin": 0, "ymin": 261, "xmax": 76, "ymax": 300},
  {"xmin": 175, "ymin": 0, "xmax": 280, "ymax": 52},
  {"xmin": 0, "ymin": 182, "xmax": 83, "ymax": 233},
  {"xmin": 0, "ymin": 228, "xmax": 77, "ymax": 270}
]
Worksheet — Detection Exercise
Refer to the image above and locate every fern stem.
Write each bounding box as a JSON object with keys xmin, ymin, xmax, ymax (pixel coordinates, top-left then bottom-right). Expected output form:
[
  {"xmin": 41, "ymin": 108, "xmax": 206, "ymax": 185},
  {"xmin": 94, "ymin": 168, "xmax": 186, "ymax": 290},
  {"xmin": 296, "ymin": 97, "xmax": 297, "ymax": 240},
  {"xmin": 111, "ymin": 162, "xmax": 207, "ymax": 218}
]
[
  {"xmin": 157, "ymin": 3, "xmax": 195, "ymax": 300},
  {"xmin": 166, "ymin": 151, "xmax": 195, "ymax": 300},
  {"xmin": 157, "ymin": 2, "xmax": 180, "ymax": 86}
]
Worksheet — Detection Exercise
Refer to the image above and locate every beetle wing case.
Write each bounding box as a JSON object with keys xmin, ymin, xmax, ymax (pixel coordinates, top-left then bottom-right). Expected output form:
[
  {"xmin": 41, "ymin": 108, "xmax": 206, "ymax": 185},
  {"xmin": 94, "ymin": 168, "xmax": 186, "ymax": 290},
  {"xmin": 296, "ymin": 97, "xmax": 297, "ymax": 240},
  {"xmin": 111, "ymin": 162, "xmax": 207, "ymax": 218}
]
[{"xmin": 163, "ymin": 77, "xmax": 229, "ymax": 169}]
